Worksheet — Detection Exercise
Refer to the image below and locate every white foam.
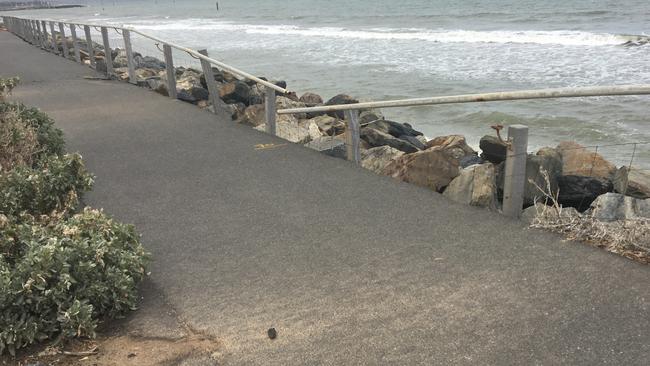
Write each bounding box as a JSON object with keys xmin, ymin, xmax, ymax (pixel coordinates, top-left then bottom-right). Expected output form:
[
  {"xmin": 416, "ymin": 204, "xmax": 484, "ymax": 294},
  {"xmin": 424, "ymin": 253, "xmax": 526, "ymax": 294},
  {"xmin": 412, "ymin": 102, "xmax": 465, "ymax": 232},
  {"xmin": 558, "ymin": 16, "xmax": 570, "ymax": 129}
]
[{"xmin": 124, "ymin": 19, "xmax": 637, "ymax": 46}]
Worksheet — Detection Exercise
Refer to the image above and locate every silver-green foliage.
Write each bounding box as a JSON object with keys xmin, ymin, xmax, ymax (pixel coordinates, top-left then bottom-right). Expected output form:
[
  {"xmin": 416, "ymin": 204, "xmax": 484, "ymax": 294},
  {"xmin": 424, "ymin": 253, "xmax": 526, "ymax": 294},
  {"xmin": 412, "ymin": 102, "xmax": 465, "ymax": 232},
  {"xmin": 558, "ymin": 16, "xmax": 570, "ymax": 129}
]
[{"xmin": 0, "ymin": 210, "xmax": 149, "ymax": 356}]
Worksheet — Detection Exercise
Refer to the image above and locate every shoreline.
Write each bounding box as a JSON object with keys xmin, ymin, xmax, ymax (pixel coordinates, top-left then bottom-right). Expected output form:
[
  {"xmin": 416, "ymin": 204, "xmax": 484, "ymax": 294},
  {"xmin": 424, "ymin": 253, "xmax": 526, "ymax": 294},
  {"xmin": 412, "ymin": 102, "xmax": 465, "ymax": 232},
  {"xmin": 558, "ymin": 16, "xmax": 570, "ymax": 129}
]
[{"xmin": 0, "ymin": 4, "xmax": 84, "ymax": 12}]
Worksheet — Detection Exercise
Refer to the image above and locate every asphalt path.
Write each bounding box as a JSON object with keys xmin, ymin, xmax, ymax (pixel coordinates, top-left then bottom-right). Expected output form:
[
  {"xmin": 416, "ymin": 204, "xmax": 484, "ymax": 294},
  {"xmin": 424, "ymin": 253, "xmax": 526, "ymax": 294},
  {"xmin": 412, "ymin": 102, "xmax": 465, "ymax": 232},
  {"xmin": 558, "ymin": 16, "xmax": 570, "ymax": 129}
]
[{"xmin": 1, "ymin": 30, "xmax": 648, "ymax": 365}]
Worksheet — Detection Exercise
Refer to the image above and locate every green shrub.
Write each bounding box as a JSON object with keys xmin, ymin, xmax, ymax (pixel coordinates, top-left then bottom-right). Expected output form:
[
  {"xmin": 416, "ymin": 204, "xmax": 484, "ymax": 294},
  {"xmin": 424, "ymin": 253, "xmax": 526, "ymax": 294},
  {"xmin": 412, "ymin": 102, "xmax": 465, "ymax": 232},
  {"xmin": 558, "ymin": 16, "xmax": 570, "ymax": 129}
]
[
  {"xmin": 0, "ymin": 102, "xmax": 65, "ymax": 161},
  {"xmin": 0, "ymin": 77, "xmax": 19, "ymax": 100},
  {"xmin": 0, "ymin": 209, "xmax": 149, "ymax": 356},
  {"xmin": 0, "ymin": 153, "xmax": 94, "ymax": 217}
]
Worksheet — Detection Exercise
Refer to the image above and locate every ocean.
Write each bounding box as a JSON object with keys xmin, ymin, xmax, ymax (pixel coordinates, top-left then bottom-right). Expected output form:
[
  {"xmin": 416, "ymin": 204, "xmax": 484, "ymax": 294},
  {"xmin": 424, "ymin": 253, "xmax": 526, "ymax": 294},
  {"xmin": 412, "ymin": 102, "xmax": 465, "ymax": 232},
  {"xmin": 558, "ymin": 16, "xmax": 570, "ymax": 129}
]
[{"xmin": 4, "ymin": 0, "xmax": 650, "ymax": 167}]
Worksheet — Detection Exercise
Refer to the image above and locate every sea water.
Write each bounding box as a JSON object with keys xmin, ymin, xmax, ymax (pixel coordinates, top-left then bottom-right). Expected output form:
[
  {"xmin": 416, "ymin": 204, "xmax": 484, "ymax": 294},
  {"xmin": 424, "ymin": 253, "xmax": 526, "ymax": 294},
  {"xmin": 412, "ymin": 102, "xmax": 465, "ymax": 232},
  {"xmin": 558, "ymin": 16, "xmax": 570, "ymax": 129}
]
[{"xmin": 5, "ymin": 0, "xmax": 650, "ymax": 167}]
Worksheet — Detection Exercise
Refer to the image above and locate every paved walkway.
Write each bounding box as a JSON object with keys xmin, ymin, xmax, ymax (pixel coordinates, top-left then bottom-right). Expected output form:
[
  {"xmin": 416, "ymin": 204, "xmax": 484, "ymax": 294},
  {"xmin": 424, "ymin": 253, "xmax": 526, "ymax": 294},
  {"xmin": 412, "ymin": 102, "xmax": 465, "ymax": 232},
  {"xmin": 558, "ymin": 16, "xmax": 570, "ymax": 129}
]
[{"xmin": 1, "ymin": 30, "xmax": 649, "ymax": 365}]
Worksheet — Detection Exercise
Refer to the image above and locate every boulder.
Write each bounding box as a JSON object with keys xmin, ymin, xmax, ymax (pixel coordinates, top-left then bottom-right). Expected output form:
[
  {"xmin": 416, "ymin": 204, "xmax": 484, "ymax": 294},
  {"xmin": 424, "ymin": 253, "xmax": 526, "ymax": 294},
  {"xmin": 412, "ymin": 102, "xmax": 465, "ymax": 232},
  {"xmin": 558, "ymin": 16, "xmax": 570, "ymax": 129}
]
[
  {"xmin": 360, "ymin": 127, "xmax": 419, "ymax": 154},
  {"xmin": 135, "ymin": 68, "xmax": 157, "ymax": 80},
  {"xmin": 522, "ymin": 203, "xmax": 581, "ymax": 225},
  {"xmin": 325, "ymin": 94, "xmax": 359, "ymax": 119},
  {"xmin": 200, "ymin": 67, "xmax": 226, "ymax": 87},
  {"xmin": 134, "ymin": 55, "xmax": 165, "ymax": 70},
  {"xmin": 589, "ymin": 193, "xmax": 650, "ymax": 221},
  {"xmin": 305, "ymin": 136, "xmax": 346, "ymax": 159},
  {"xmin": 219, "ymin": 81, "xmax": 251, "ymax": 105},
  {"xmin": 254, "ymin": 120, "xmax": 311, "ymax": 144},
  {"xmin": 361, "ymin": 146, "xmax": 405, "ymax": 174},
  {"xmin": 557, "ymin": 141, "xmax": 616, "ymax": 179},
  {"xmin": 398, "ymin": 135, "xmax": 426, "ymax": 150},
  {"xmin": 557, "ymin": 175, "xmax": 613, "ymax": 211},
  {"xmin": 304, "ymin": 120, "xmax": 324, "ymax": 141},
  {"xmin": 613, "ymin": 166, "xmax": 650, "ymax": 199},
  {"xmin": 308, "ymin": 115, "xmax": 345, "ymax": 136},
  {"xmin": 299, "ymin": 92, "xmax": 323, "ymax": 106},
  {"xmin": 443, "ymin": 163, "xmax": 498, "ymax": 209},
  {"xmin": 381, "ymin": 147, "xmax": 460, "ymax": 192},
  {"xmin": 479, "ymin": 135, "xmax": 507, "ymax": 164},
  {"xmin": 459, "ymin": 155, "xmax": 483, "ymax": 168},
  {"xmin": 147, "ymin": 78, "xmax": 169, "ymax": 96},
  {"xmin": 524, "ymin": 148, "xmax": 563, "ymax": 206},
  {"xmin": 366, "ymin": 119, "xmax": 423, "ymax": 138},
  {"xmin": 425, "ymin": 135, "xmax": 475, "ymax": 160},
  {"xmin": 247, "ymin": 84, "xmax": 265, "ymax": 105},
  {"xmin": 359, "ymin": 110, "xmax": 384, "ymax": 124},
  {"xmin": 239, "ymin": 104, "xmax": 265, "ymax": 127},
  {"xmin": 276, "ymin": 97, "xmax": 308, "ymax": 119}
]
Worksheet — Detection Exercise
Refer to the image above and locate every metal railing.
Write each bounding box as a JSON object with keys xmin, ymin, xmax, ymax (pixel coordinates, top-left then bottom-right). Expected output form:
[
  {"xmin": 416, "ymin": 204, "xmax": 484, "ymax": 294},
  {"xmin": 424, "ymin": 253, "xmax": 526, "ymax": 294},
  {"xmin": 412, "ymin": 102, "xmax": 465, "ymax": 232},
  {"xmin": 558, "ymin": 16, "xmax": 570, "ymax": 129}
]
[
  {"xmin": 1, "ymin": 15, "xmax": 287, "ymax": 135},
  {"xmin": 3, "ymin": 15, "xmax": 650, "ymax": 218}
]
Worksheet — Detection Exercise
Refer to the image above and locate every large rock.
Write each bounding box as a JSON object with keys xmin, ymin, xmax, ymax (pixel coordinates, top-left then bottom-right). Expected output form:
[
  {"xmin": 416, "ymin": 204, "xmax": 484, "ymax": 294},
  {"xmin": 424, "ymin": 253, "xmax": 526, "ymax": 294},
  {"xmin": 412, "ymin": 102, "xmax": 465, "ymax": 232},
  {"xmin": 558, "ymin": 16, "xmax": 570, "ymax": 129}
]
[
  {"xmin": 308, "ymin": 115, "xmax": 345, "ymax": 136},
  {"xmin": 524, "ymin": 148, "xmax": 563, "ymax": 206},
  {"xmin": 219, "ymin": 81, "xmax": 251, "ymax": 105},
  {"xmin": 359, "ymin": 110, "xmax": 384, "ymax": 124},
  {"xmin": 276, "ymin": 97, "xmax": 308, "ymax": 119},
  {"xmin": 366, "ymin": 119, "xmax": 423, "ymax": 138},
  {"xmin": 254, "ymin": 120, "xmax": 311, "ymax": 144},
  {"xmin": 147, "ymin": 77, "xmax": 169, "ymax": 96},
  {"xmin": 426, "ymin": 135, "xmax": 476, "ymax": 160},
  {"xmin": 589, "ymin": 193, "xmax": 650, "ymax": 221},
  {"xmin": 325, "ymin": 94, "xmax": 359, "ymax": 119},
  {"xmin": 557, "ymin": 175, "xmax": 613, "ymax": 211},
  {"xmin": 382, "ymin": 147, "xmax": 460, "ymax": 192},
  {"xmin": 361, "ymin": 146, "xmax": 405, "ymax": 174},
  {"xmin": 305, "ymin": 136, "xmax": 346, "ymax": 159},
  {"xmin": 135, "ymin": 68, "xmax": 157, "ymax": 80},
  {"xmin": 360, "ymin": 127, "xmax": 419, "ymax": 154},
  {"xmin": 399, "ymin": 135, "xmax": 426, "ymax": 150},
  {"xmin": 522, "ymin": 203, "xmax": 581, "ymax": 225},
  {"xmin": 299, "ymin": 92, "xmax": 323, "ymax": 106},
  {"xmin": 479, "ymin": 135, "xmax": 507, "ymax": 164},
  {"xmin": 557, "ymin": 141, "xmax": 616, "ymax": 179},
  {"xmin": 200, "ymin": 67, "xmax": 226, "ymax": 87},
  {"xmin": 239, "ymin": 104, "xmax": 265, "ymax": 127},
  {"xmin": 443, "ymin": 163, "xmax": 498, "ymax": 209},
  {"xmin": 134, "ymin": 55, "xmax": 166, "ymax": 70},
  {"xmin": 176, "ymin": 68, "xmax": 209, "ymax": 103},
  {"xmin": 613, "ymin": 166, "xmax": 650, "ymax": 199}
]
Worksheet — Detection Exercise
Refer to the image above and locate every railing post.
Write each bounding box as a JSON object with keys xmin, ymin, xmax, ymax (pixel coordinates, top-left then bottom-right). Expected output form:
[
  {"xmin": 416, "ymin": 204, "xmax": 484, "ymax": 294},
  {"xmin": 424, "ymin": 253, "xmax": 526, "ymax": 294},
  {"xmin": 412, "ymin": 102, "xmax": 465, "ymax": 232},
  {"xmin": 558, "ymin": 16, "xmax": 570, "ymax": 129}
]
[
  {"xmin": 41, "ymin": 21, "xmax": 48, "ymax": 49},
  {"xmin": 344, "ymin": 109, "xmax": 361, "ymax": 164},
  {"xmin": 83, "ymin": 25, "xmax": 95, "ymax": 68},
  {"xmin": 100, "ymin": 27, "xmax": 113, "ymax": 76},
  {"xmin": 163, "ymin": 44, "xmax": 177, "ymax": 99},
  {"xmin": 70, "ymin": 24, "xmax": 81, "ymax": 63},
  {"xmin": 49, "ymin": 21, "xmax": 57, "ymax": 53},
  {"xmin": 198, "ymin": 49, "xmax": 220, "ymax": 113},
  {"xmin": 122, "ymin": 29, "xmax": 137, "ymax": 84},
  {"xmin": 58, "ymin": 22, "xmax": 69, "ymax": 59},
  {"xmin": 265, "ymin": 86, "xmax": 277, "ymax": 135},
  {"xmin": 502, "ymin": 124, "xmax": 529, "ymax": 218},
  {"xmin": 35, "ymin": 20, "xmax": 43, "ymax": 47}
]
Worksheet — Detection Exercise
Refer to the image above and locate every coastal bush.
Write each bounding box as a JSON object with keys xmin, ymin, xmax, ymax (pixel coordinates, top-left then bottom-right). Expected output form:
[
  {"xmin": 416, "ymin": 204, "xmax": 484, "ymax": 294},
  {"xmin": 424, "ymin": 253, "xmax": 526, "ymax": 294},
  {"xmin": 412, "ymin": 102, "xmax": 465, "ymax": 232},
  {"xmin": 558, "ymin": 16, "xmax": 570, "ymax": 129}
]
[
  {"xmin": 0, "ymin": 209, "xmax": 149, "ymax": 356},
  {"xmin": 0, "ymin": 77, "xmax": 149, "ymax": 355}
]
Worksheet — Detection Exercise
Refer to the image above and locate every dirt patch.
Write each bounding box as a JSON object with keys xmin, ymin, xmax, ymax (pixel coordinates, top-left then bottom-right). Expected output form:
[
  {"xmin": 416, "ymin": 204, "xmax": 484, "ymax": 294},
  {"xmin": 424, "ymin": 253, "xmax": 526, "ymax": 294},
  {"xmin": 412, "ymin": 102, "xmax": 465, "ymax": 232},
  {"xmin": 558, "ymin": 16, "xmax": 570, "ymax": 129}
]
[{"xmin": 1, "ymin": 280, "xmax": 223, "ymax": 366}]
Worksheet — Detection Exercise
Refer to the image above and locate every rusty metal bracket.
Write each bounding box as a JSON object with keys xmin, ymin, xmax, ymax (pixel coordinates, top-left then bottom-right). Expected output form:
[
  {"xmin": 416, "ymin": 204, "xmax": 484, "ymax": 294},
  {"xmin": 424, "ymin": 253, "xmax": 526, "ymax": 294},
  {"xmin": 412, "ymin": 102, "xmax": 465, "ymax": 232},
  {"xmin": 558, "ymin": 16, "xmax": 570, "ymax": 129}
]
[{"xmin": 491, "ymin": 124, "xmax": 514, "ymax": 150}]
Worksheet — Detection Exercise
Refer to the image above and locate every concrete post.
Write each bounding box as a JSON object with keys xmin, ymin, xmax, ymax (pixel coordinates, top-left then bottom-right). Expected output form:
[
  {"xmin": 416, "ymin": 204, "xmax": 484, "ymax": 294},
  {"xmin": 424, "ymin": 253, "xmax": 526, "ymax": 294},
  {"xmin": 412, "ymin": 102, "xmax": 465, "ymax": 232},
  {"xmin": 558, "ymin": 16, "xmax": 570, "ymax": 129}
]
[
  {"xmin": 70, "ymin": 24, "xmax": 81, "ymax": 63},
  {"xmin": 83, "ymin": 25, "xmax": 95, "ymax": 68},
  {"xmin": 265, "ymin": 86, "xmax": 277, "ymax": 135},
  {"xmin": 100, "ymin": 27, "xmax": 114, "ymax": 76},
  {"xmin": 122, "ymin": 29, "xmax": 137, "ymax": 84},
  {"xmin": 198, "ymin": 49, "xmax": 220, "ymax": 113},
  {"xmin": 502, "ymin": 124, "xmax": 529, "ymax": 218},
  {"xmin": 49, "ymin": 21, "xmax": 57, "ymax": 53},
  {"xmin": 59, "ymin": 22, "xmax": 69, "ymax": 59},
  {"xmin": 344, "ymin": 109, "xmax": 361, "ymax": 164},
  {"xmin": 163, "ymin": 44, "xmax": 177, "ymax": 99},
  {"xmin": 35, "ymin": 20, "xmax": 43, "ymax": 47}
]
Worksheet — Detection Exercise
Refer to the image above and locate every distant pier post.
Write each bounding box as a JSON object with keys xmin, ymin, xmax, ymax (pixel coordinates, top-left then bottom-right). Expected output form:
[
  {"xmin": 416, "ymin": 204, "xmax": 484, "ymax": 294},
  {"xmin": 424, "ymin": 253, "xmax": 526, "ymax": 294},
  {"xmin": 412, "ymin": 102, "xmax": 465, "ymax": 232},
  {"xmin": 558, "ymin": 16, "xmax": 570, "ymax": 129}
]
[
  {"xmin": 41, "ymin": 21, "xmax": 48, "ymax": 49},
  {"xmin": 502, "ymin": 125, "xmax": 529, "ymax": 218}
]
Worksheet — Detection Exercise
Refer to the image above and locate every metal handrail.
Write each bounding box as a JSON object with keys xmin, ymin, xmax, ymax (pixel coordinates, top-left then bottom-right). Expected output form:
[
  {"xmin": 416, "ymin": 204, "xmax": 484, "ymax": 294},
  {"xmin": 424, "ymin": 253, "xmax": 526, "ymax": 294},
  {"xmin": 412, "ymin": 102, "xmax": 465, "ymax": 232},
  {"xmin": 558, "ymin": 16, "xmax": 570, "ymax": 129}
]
[
  {"xmin": 6, "ymin": 16, "xmax": 288, "ymax": 94},
  {"xmin": 277, "ymin": 84, "xmax": 650, "ymax": 114}
]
